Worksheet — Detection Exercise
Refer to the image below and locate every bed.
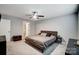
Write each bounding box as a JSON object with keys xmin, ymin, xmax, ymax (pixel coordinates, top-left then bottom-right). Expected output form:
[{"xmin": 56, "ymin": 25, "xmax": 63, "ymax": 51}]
[{"xmin": 25, "ymin": 30, "xmax": 58, "ymax": 53}]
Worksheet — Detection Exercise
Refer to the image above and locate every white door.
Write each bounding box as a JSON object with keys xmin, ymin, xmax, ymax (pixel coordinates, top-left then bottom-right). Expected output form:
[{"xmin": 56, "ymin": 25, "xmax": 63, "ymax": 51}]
[{"xmin": 0, "ymin": 19, "xmax": 11, "ymax": 41}]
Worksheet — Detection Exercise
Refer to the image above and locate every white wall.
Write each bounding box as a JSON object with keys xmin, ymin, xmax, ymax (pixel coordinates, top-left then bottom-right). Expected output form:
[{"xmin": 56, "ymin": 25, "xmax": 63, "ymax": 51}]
[
  {"xmin": 2, "ymin": 15, "xmax": 25, "ymax": 40},
  {"xmin": 36, "ymin": 14, "xmax": 78, "ymax": 42},
  {"xmin": 11, "ymin": 19, "xmax": 36, "ymax": 37},
  {"xmin": 10, "ymin": 19, "xmax": 23, "ymax": 37},
  {"xmin": 0, "ymin": 19, "xmax": 11, "ymax": 41},
  {"xmin": 29, "ymin": 21, "xmax": 36, "ymax": 35},
  {"xmin": 2, "ymin": 15, "xmax": 36, "ymax": 39}
]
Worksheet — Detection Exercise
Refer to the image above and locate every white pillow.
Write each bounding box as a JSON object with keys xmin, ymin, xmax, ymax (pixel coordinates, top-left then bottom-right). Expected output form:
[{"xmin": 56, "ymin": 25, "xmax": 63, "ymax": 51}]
[{"xmin": 41, "ymin": 33, "xmax": 46, "ymax": 36}]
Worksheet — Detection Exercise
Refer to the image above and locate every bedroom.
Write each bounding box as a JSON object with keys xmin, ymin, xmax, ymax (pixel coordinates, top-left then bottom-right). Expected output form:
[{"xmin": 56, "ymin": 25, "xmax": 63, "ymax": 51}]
[{"xmin": 0, "ymin": 4, "xmax": 79, "ymax": 55}]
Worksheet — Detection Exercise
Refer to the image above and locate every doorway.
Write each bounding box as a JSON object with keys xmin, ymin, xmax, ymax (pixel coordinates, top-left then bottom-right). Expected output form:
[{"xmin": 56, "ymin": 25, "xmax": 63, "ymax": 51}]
[{"xmin": 22, "ymin": 21, "xmax": 30, "ymax": 40}]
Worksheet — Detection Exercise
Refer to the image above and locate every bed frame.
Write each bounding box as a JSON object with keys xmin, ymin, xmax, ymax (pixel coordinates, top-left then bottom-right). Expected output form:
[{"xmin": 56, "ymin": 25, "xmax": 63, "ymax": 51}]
[
  {"xmin": 25, "ymin": 30, "xmax": 58, "ymax": 53},
  {"xmin": 40, "ymin": 30, "xmax": 58, "ymax": 37}
]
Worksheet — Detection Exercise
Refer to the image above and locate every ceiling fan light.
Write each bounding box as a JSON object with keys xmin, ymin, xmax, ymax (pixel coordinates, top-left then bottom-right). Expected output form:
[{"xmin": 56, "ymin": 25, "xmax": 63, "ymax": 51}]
[{"xmin": 33, "ymin": 15, "xmax": 37, "ymax": 19}]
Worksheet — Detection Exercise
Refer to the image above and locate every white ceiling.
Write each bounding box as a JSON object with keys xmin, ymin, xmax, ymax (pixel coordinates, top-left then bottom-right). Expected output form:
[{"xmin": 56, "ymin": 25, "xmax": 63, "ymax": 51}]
[{"xmin": 0, "ymin": 4, "xmax": 78, "ymax": 20}]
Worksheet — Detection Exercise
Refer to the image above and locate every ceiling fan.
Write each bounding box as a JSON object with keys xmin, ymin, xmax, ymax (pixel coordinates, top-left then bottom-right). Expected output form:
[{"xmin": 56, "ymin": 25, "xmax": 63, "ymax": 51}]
[{"xmin": 25, "ymin": 11, "xmax": 44, "ymax": 20}]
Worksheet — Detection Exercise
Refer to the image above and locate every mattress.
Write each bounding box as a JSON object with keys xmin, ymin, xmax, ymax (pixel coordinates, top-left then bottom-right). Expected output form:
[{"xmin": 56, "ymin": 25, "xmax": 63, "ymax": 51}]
[
  {"xmin": 27, "ymin": 35, "xmax": 55, "ymax": 43},
  {"xmin": 25, "ymin": 35, "xmax": 56, "ymax": 52}
]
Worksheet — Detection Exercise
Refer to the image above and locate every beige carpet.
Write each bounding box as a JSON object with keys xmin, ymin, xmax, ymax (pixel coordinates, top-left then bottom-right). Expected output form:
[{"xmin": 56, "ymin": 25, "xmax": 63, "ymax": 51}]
[{"xmin": 7, "ymin": 40, "xmax": 66, "ymax": 55}]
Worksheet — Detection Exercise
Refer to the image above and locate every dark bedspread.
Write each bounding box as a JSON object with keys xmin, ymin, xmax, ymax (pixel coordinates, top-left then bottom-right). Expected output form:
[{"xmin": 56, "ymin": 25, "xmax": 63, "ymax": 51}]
[{"xmin": 25, "ymin": 36, "xmax": 56, "ymax": 53}]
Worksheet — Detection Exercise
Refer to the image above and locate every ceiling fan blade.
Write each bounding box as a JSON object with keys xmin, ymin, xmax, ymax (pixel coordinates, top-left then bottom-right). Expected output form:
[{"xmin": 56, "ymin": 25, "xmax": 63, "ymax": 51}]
[{"xmin": 37, "ymin": 15, "xmax": 44, "ymax": 17}]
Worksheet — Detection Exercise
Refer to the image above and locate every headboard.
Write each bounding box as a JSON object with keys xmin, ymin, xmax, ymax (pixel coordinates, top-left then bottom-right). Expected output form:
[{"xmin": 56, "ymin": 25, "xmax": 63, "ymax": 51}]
[{"xmin": 40, "ymin": 30, "xmax": 58, "ymax": 37}]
